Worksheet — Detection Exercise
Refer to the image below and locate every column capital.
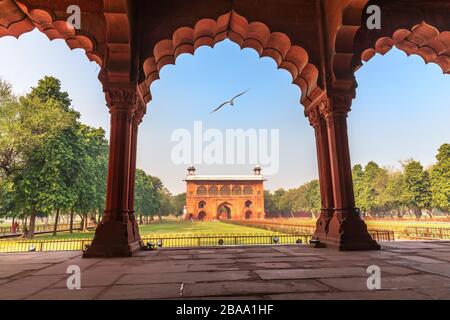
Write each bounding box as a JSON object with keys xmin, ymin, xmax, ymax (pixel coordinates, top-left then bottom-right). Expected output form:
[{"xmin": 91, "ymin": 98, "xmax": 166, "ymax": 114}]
[
  {"xmin": 103, "ymin": 83, "xmax": 145, "ymax": 111},
  {"xmin": 306, "ymin": 104, "xmax": 323, "ymax": 128},
  {"xmin": 304, "ymin": 90, "xmax": 353, "ymax": 122},
  {"xmin": 310, "ymin": 94, "xmax": 353, "ymax": 119},
  {"xmin": 328, "ymin": 95, "xmax": 352, "ymax": 115},
  {"xmin": 304, "ymin": 92, "xmax": 327, "ymax": 128}
]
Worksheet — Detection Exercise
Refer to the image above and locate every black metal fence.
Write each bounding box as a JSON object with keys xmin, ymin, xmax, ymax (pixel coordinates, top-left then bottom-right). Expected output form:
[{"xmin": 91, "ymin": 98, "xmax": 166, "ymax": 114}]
[
  {"xmin": 405, "ymin": 227, "xmax": 450, "ymax": 239},
  {"xmin": 0, "ymin": 238, "xmax": 93, "ymax": 253},
  {"xmin": 0, "ymin": 232, "xmax": 312, "ymax": 253},
  {"xmin": 368, "ymin": 229, "xmax": 395, "ymax": 241},
  {"xmin": 225, "ymin": 220, "xmax": 395, "ymax": 242},
  {"xmin": 141, "ymin": 233, "xmax": 311, "ymax": 248},
  {"xmin": 0, "ymin": 223, "xmax": 96, "ymax": 237}
]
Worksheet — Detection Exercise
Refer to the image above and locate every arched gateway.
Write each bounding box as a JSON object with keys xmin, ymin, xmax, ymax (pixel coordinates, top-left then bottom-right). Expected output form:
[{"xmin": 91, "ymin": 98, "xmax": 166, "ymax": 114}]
[{"xmin": 1, "ymin": 0, "xmax": 448, "ymax": 257}]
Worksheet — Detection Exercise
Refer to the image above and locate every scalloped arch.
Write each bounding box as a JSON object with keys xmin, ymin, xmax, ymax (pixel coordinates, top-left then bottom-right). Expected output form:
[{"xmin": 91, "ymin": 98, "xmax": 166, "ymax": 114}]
[
  {"xmin": 333, "ymin": 1, "xmax": 450, "ymax": 85},
  {"xmin": 360, "ymin": 22, "xmax": 450, "ymax": 74},
  {"xmin": 139, "ymin": 11, "xmax": 321, "ymax": 106},
  {"xmin": 0, "ymin": 0, "xmax": 103, "ymax": 66}
]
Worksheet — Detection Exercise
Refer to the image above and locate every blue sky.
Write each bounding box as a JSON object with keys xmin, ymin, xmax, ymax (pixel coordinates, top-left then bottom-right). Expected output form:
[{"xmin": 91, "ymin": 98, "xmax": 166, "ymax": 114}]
[{"xmin": 0, "ymin": 30, "xmax": 449, "ymax": 194}]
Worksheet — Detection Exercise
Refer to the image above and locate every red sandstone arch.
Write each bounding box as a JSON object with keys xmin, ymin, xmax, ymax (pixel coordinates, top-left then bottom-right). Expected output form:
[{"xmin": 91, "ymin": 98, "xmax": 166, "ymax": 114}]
[
  {"xmin": 333, "ymin": 0, "xmax": 450, "ymax": 88},
  {"xmin": 198, "ymin": 211, "xmax": 206, "ymax": 221},
  {"xmin": 196, "ymin": 186, "xmax": 207, "ymax": 196},
  {"xmin": 217, "ymin": 202, "xmax": 232, "ymax": 220},
  {"xmin": 198, "ymin": 201, "xmax": 206, "ymax": 209},
  {"xmin": 360, "ymin": 23, "xmax": 450, "ymax": 74},
  {"xmin": 139, "ymin": 11, "xmax": 321, "ymax": 106},
  {"xmin": 0, "ymin": 0, "xmax": 103, "ymax": 66}
]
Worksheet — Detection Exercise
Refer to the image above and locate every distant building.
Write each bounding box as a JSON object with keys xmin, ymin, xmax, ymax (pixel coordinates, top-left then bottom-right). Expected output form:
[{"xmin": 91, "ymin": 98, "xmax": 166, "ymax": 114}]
[{"xmin": 184, "ymin": 166, "xmax": 265, "ymax": 221}]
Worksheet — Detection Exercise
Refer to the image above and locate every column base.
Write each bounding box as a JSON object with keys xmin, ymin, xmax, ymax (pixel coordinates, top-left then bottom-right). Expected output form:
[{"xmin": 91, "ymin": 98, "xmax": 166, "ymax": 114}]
[
  {"xmin": 83, "ymin": 219, "xmax": 141, "ymax": 258},
  {"xmin": 313, "ymin": 208, "xmax": 380, "ymax": 251},
  {"xmin": 312, "ymin": 208, "xmax": 333, "ymax": 241}
]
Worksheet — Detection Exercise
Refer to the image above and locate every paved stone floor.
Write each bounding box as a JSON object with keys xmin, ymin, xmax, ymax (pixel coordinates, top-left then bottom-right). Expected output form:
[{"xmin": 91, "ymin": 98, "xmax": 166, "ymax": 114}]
[{"xmin": 1, "ymin": 241, "xmax": 450, "ymax": 300}]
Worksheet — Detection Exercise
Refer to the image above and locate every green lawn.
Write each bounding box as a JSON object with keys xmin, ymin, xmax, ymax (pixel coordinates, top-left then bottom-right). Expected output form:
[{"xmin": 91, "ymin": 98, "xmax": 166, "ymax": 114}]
[{"xmin": 33, "ymin": 221, "xmax": 275, "ymax": 240}]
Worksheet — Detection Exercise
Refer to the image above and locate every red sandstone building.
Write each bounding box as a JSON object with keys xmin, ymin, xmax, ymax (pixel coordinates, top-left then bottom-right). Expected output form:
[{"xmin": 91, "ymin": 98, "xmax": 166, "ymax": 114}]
[{"xmin": 184, "ymin": 167, "xmax": 265, "ymax": 221}]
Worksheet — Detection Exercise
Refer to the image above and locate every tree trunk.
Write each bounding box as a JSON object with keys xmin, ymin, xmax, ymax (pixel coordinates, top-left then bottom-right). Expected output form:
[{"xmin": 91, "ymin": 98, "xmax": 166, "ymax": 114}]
[
  {"xmin": 69, "ymin": 209, "xmax": 74, "ymax": 233},
  {"xmin": 139, "ymin": 212, "xmax": 143, "ymax": 225},
  {"xmin": 27, "ymin": 210, "xmax": 36, "ymax": 239},
  {"xmin": 82, "ymin": 213, "xmax": 88, "ymax": 232},
  {"xmin": 92, "ymin": 209, "xmax": 97, "ymax": 224},
  {"xmin": 414, "ymin": 208, "xmax": 422, "ymax": 220},
  {"xmin": 53, "ymin": 209, "xmax": 60, "ymax": 236}
]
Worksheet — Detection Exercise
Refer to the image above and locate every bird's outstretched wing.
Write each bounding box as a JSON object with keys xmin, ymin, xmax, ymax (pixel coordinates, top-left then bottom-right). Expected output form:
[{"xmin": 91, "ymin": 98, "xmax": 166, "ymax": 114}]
[
  {"xmin": 210, "ymin": 100, "xmax": 230, "ymax": 113},
  {"xmin": 231, "ymin": 89, "xmax": 249, "ymax": 101}
]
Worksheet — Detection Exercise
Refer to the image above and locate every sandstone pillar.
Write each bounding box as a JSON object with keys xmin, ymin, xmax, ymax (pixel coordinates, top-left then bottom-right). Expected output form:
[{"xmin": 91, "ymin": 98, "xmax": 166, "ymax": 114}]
[
  {"xmin": 306, "ymin": 99, "xmax": 334, "ymax": 242},
  {"xmin": 83, "ymin": 86, "xmax": 143, "ymax": 257},
  {"xmin": 317, "ymin": 94, "xmax": 380, "ymax": 250}
]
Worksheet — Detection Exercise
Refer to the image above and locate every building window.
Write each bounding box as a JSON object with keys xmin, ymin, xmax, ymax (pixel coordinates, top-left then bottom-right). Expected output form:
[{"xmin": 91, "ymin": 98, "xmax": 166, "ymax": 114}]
[
  {"xmin": 198, "ymin": 201, "xmax": 206, "ymax": 209},
  {"xmin": 243, "ymin": 186, "xmax": 253, "ymax": 195},
  {"xmin": 245, "ymin": 200, "xmax": 252, "ymax": 208},
  {"xmin": 220, "ymin": 185, "xmax": 231, "ymax": 196},
  {"xmin": 198, "ymin": 211, "xmax": 206, "ymax": 221},
  {"xmin": 197, "ymin": 186, "xmax": 207, "ymax": 195},
  {"xmin": 209, "ymin": 186, "xmax": 218, "ymax": 195},
  {"xmin": 232, "ymin": 186, "xmax": 242, "ymax": 195}
]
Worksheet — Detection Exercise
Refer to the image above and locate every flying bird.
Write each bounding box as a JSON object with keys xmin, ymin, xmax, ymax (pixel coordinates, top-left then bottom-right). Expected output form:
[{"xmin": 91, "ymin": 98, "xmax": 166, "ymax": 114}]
[{"xmin": 210, "ymin": 90, "xmax": 249, "ymax": 113}]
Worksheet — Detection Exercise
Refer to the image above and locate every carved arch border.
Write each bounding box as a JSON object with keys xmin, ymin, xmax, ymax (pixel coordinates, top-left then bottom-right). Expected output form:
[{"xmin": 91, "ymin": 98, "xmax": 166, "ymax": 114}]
[
  {"xmin": 0, "ymin": 0, "xmax": 103, "ymax": 66},
  {"xmin": 139, "ymin": 11, "xmax": 323, "ymax": 106},
  {"xmin": 333, "ymin": 0, "xmax": 449, "ymax": 90},
  {"xmin": 360, "ymin": 22, "xmax": 450, "ymax": 74}
]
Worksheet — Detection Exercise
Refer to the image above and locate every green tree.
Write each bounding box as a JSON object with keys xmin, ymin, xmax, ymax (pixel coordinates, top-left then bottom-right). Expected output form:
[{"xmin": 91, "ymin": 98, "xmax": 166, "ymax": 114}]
[
  {"xmin": 0, "ymin": 78, "xmax": 76, "ymax": 236},
  {"xmin": 71, "ymin": 125, "xmax": 108, "ymax": 231},
  {"xmin": 352, "ymin": 164, "xmax": 365, "ymax": 210},
  {"xmin": 135, "ymin": 169, "xmax": 158, "ymax": 223},
  {"xmin": 359, "ymin": 162, "xmax": 388, "ymax": 216},
  {"xmin": 263, "ymin": 190, "xmax": 276, "ymax": 215},
  {"xmin": 28, "ymin": 76, "xmax": 74, "ymax": 114},
  {"xmin": 272, "ymin": 188, "xmax": 287, "ymax": 216},
  {"xmin": 403, "ymin": 160, "xmax": 432, "ymax": 219},
  {"xmin": 158, "ymin": 189, "xmax": 174, "ymax": 218},
  {"xmin": 380, "ymin": 171, "xmax": 407, "ymax": 218},
  {"xmin": 303, "ymin": 180, "xmax": 321, "ymax": 214},
  {"xmin": 430, "ymin": 144, "xmax": 450, "ymax": 213},
  {"xmin": 172, "ymin": 193, "xmax": 186, "ymax": 217}
]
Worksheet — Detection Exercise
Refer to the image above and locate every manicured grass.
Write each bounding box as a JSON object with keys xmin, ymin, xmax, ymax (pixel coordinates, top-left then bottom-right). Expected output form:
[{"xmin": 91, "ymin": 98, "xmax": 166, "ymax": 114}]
[{"xmin": 32, "ymin": 221, "xmax": 275, "ymax": 240}]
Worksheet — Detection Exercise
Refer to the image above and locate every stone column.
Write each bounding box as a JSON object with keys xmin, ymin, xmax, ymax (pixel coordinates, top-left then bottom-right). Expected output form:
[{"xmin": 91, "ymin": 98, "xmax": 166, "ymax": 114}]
[
  {"xmin": 83, "ymin": 86, "xmax": 143, "ymax": 258},
  {"xmin": 318, "ymin": 94, "xmax": 380, "ymax": 250},
  {"xmin": 127, "ymin": 108, "xmax": 143, "ymax": 242},
  {"xmin": 306, "ymin": 98, "xmax": 334, "ymax": 243}
]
